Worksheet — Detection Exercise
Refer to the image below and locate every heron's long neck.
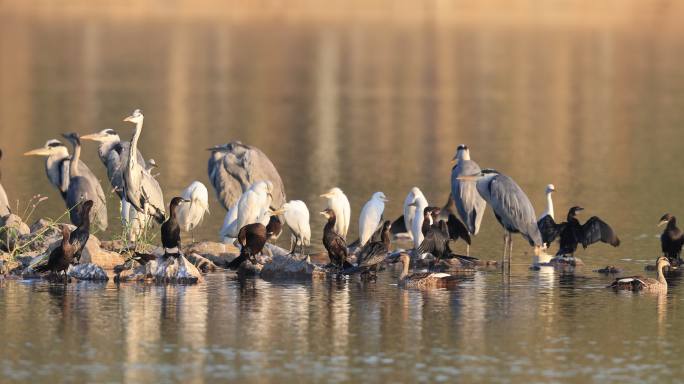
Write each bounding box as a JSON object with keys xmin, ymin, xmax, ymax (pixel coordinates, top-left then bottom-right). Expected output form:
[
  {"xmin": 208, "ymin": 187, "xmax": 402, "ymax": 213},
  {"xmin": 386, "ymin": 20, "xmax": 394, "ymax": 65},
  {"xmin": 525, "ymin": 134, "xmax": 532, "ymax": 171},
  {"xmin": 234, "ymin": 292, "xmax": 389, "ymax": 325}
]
[
  {"xmin": 70, "ymin": 142, "xmax": 81, "ymax": 178},
  {"xmin": 129, "ymin": 121, "xmax": 143, "ymax": 169},
  {"xmin": 545, "ymin": 192, "xmax": 554, "ymax": 219},
  {"xmin": 458, "ymin": 151, "xmax": 471, "ymax": 161},
  {"xmin": 46, "ymin": 153, "xmax": 68, "ymax": 189},
  {"xmin": 657, "ymin": 262, "xmax": 668, "ymax": 285},
  {"xmin": 98, "ymin": 140, "xmax": 119, "ymax": 163}
]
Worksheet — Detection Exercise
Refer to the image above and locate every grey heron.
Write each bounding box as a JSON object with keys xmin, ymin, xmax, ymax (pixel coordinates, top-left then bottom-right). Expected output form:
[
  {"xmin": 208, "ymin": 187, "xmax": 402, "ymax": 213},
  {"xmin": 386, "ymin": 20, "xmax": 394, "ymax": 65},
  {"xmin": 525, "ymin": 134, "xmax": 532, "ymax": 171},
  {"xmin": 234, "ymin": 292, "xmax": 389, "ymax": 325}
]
[
  {"xmin": 537, "ymin": 206, "xmax": 620, "ymax": 256},
  {"xmin": 61, "ymin": 133, "xmax": 108, "ymax": 231},
  {"xmin": 459, "ymin": 168, "xmax": 543, "ymax": 268},
  {"xmin": 207, "ymin": 141, "xmax": 286, "ymax": 211},
  {"xmin": 281, "ymin": 200, "xmax": 311, "ymax": 255},
  {"xmin": 358, "ymin": 192, "xmax": 388, "ymax": 247},
  {"xmin": 450, "ymin": 145, "xmax": 487, "ymax": 254},
  {"xmin": 658, "ymin": 214, "xmax": 684, "ymax": 263},
  {"xmin": 24, "ymin": 139, "xmax": 99, "ymax": 203},
  {"xmin": 0, "ymin": 149, "xmax": 10, "ymax": 217},
  {"xmin": 122, "ymin": 109, "xmax": 166, "ymax": 224},
  {"xmin": 320, "ymin": 187, "xmax": 351, "ymax": 239},
  {"xmin": 81, "ymin": 128, "xmax": 151, "ymax": 241},
  {"xmin": 538, "ymin": 184, "xmax": 556, "ymax": 221},
  {"xmin": 176, "ymin": 181, "xmax": 210, "ymax": 237}
]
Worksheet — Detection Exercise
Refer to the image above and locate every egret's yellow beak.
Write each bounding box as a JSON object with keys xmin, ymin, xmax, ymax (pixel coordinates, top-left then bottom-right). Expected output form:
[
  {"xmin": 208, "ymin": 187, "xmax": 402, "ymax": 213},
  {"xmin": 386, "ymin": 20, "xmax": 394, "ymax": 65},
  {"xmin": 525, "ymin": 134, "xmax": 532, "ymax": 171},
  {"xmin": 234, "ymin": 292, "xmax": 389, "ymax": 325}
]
[{"xmin": 23, "ymin": 148, "xmax": 51, "ymax": 156}]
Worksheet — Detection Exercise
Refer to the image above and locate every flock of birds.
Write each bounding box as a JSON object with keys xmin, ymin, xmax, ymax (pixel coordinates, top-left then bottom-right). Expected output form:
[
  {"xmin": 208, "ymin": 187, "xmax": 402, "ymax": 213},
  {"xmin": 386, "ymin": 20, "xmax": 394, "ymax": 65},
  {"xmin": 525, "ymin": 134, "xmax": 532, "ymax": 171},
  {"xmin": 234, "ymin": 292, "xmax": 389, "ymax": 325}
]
[{"xmin": 0, "ymin": 110, "xmax": 681, "ymax": 291}]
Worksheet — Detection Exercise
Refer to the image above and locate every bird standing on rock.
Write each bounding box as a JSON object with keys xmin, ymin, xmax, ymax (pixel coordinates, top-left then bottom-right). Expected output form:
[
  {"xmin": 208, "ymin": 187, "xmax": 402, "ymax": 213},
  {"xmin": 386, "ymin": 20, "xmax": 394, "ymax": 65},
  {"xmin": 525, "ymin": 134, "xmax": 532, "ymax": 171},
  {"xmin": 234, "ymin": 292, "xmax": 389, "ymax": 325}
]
[
  {"xmin": 356, "ymin": 220, "xmax": 392, "ymax": 277},
  {"xmin": 161, "ymin": 197, "xmax": 190, "ymax": 257},
  {"xmin": 538, "ymin": 206, "xmax": 620, "ymax": 257},
  {"xmin": 658, "ymin": 213, "xmax": 684, "ymax": 264},
  {"xmin": 321, "ymin": 208, "xmax": 351, "ymax": 271},
  {"xmin": 34, "ymin": 225, "xmax": 75, "ymax": 280}
]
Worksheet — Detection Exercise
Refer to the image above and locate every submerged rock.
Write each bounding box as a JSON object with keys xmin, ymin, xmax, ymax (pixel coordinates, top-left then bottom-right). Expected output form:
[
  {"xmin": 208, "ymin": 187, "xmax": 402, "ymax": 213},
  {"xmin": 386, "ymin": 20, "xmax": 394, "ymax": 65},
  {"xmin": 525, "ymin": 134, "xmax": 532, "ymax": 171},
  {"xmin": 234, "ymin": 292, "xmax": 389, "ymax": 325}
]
[
  {"xmin": 260, "ymin": 253, "xmax": 327, "ymax": 280},
  {"xmin": 548, "ymin": 255, "xmax": 584, "ymax": 267},
  {"xmin": 594, "ymin": 265, "xmax": 623, "ymax": 274},
  {"xmin": 185, "ymin": 252, "xmax": 218, "ymax": 273},
  {"xmin": 115, "ymin": 254, "xmax": 202, "ymax": 284},
  {"xmin": 69, "ymin": 263, "xmax": 109, "ymax": 281}
]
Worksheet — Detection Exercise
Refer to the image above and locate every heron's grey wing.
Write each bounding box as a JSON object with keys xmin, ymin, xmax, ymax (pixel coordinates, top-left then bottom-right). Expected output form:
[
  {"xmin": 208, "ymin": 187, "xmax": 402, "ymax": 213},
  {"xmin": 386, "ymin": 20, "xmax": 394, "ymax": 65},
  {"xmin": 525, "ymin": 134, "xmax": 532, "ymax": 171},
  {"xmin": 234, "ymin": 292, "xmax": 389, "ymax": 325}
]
[
  {"xmin": 106, "ymin": 144, "xmax": 126, "ymax": 199},
  {"xmin": 209, "ymin": 153, "xmax": 241, "ymax": 211},
  {"xmin": 537, "ymin": 215, "xmax": 564, "ymax": 245},
  {"xmin": 0, "ymin": 182, "xmax": 10, "ymax": 216},
  {"xmin": 451, "ymin": 160, "xmax": 486, "ymax": 235},
  {"xmin": 238, "ymin": 144, "xmax": 287, "ymax": 208},
  {"xmin": 447, "ymin": 214, "xmax": 471, "ymax": 245},
  {"xmin": 139, "ymin": 172, "xmax": 166, "ymax": 223},
  {"xmin": 489, "ymin": 175, "xmax": 542, "ymax": 246},
  {"xmin": 391, "ymin": 215, "xmax": 407, "ymax": 235},
  {"xmin": 581, "ymin": 216, "xmax": 620, "ymax": 248}
]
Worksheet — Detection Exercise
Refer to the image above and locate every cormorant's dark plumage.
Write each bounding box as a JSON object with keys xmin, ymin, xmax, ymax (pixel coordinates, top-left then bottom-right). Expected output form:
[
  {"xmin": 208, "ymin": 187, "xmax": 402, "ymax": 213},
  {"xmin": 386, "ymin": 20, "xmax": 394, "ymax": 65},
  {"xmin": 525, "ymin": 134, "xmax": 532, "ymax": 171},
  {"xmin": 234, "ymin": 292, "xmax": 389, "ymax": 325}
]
[
  {"xmin": 659, "ymin": 213, "xmax": 684, "ymax": 263},
  {"xmin": 69, "ymin": 200, "xmax": 93, "ymax": 264},
  {"xmin": 266, "ymin": 214, "xmax": 283, "ymax": 241},
  {"xmin": 161, "ymin": 197, "xmax": 188, "ymax": 256},
  {"xmin": 538, "ymin": 206, "xmax": 620, "ymax": 256},
  {"xmin": 321, "ymin": 208, "xmax": 350, "ymax": 270},
  {"xmin": 357, "ymin": 221, "xmax": 392, "ymax": 273},
  {"xmin": 35, "ymin": 225, "xmax": 76, "ymax": 279},
  {"xmin": 227, "ymin": 223, "xmax": 269, "ymax": 270}
]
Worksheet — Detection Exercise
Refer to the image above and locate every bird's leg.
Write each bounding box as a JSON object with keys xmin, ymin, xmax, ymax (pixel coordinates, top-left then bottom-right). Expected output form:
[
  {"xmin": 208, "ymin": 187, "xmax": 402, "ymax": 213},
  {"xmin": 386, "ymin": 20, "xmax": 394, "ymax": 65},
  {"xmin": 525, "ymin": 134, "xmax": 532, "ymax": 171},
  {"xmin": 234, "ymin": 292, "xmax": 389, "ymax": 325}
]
[
  {"xmin": 508, "ymin": 235, "xmax": 513, "ymax": 272},
  {"xmin": 502, "ymin": 233, "xmax": 508, "ymax": 271},
  {"xmin": 466, "ymin": 244, "xmax": 470, "ymax": 256},
  {"xmin": 289, "ymin": 238, "xmax": 296, "ymax": 255}
]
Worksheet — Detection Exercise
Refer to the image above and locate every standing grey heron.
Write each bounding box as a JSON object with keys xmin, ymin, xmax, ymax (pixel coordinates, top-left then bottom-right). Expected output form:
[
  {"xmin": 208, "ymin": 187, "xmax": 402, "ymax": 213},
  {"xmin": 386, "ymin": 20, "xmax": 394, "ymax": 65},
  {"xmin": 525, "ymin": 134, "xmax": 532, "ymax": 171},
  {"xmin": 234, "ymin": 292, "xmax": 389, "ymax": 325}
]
[
  {"xmin": 0, "ymin": 149, "xmax": 10, "ymax": 217},
  {"xmin": 459, "ymin": 169, "xmax": 543, "ymax": 269},
  {"xmin": 61, "ymin": 133, "xmax": 108, "ymax": 231},
  {"xmin": 450, "ymin": 145, "xmax": 487, "ymax": 255},
  {"xmin": 538, "ymin": 184, "xmax": 556, "ymax": 221},
  {"xmin": 81, "ymin": 128, "xmax": 151, "ymax": 240},
  {"xmin": 122, "ymin": 109, "xmax": 166, "ymax": 224},
  {"xmin": 207, "ymin": 142, "xmax": 286, "ymax": 211},
  {"xmin": 24, "ymin": 139, "xmax": 100, "ymax": 202}
]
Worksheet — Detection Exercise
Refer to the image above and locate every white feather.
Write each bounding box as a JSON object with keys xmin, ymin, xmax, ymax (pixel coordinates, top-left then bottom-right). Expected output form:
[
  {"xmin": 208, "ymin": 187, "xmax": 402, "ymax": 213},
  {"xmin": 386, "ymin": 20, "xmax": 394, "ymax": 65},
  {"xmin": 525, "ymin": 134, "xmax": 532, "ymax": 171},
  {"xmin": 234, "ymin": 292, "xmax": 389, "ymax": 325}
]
[
  {"xmin": 402, "ymin": 187, "xmax": 425, "ymax": 240},
  {"xmin": 359, "ymin": 192, "xmax": 387, "ymax": 246},
  {"xmin": 411, "ymin": 196, "xmax": 428, "ymax": 249},
  {"xmin": 323, "ymin": 187, "xmax": 351, "ymax": 239},
  {"xmin": 176, "ymin": 181, "xmax": 210, "ymax": 232},
  {"xmin": 282, "ymin": 200, "xmax": 311, "ymax": 247}
]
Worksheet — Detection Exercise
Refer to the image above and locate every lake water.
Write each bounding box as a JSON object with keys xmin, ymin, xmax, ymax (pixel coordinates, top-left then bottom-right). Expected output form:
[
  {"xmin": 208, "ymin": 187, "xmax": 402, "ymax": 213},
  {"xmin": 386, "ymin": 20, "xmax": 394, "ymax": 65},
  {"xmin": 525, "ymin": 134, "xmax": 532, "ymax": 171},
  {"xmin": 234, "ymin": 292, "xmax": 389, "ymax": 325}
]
[{"xmin": 2, "ymin": 7, "xmax": 684, "ymax": 383}]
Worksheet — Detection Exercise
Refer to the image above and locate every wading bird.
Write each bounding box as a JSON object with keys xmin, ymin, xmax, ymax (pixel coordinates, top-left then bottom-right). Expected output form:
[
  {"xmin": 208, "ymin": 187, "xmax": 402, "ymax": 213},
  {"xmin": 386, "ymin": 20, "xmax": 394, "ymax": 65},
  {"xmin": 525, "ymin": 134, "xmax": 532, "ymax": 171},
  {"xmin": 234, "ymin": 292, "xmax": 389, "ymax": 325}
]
[
  {"xmin": 220, "ymin": 180, "xmax": 274, "ymax": 239},
  {"xmin": 320, "ymin": 187, "xmax": 351, "ymax": 239},
  {"xmin": 266, "ymin": 215, "xmax": 283, "ymax": 241},
  {"xmin": 391, "ymin": 187, "xmax": 426, "ymax": 239},
  {"xmin": 658, "ymin": 214, "xmax": 684, "ymax": 263},
  {"xmin": 81, "ymin": 128, "xmax": 150, "ymax": 240},
  {"xmin": 609, "ymin": 256, "xmax": 670, "ymax": 292},
  {"xmin": 358, "ymin": 192, "xmax": 388, "ymax": 247},
  {"xmin": 227, "ymin": 208, "xmax": 284, "ymax": 270},
  {"xmin": 0, "ymin": 149, "xmax": 10, "ymax": 217},
  {"xmin": 207, "ymin": 141, "xmax": 286, "ymax": 211},
  {"xmin": 460, "ymin": 169, "xmax": 543, "ymax": 268},
  {"xmin": 35, "ymin": 225, "xmax": 75, "ymax": 280},
  {"xmin": 537, "ymin": 206, "xmax": 620, "ymax": 256},
  {"xmin": 61, "ymin": 133, "xmax": 107, "ymax": 231},
  {"xmin": 161, "ymin": 197, "xmax": 190, "ymax": 256},
  {"xmin": 357, "ymin": 220, "xmax": 392, "ymax": 276},
  {"xmin": 450, "ymin": 145, "xmax": 487, "ymax": 242},
  {"xmin": 321, "ymin": 208, "xmax": 351, "ymax": 271},
  {"xmin": 122, "ymin": 109, "xmax": 166, "ymax": 224},
  {"xmin": 281, "ymin": 200, "xmax": 311, "ymax": 255},
  {"xmin": 24, "ymin": 139, "xmax": 99, "ymax": 203},
  {"xmin": 176, "ymin": 181, "xmax": 210, "ymax": 237},
  {"xmin": 538, "ymin": 184, "xmax": 556, "ymax": 221}
]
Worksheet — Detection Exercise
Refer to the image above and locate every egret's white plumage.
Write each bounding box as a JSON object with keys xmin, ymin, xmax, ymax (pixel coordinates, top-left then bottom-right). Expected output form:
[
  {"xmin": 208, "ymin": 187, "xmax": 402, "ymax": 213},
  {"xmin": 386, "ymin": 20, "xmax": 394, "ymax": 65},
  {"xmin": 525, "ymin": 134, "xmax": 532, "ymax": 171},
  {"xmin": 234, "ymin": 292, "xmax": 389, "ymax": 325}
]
[
  {"xmin": 219, "ymin": 202, "xmax": 239, "ymax": 241},
  {"xmin": 538, "ymin": 184, "xmax": 556, "ymax": 221},
  {"xmin": 281, "ymin": 200, "xmax": 311, "ymax": 254},
  {"xmin": 410, "ymin": 195, "xmax": 429, "ymax": 250},
  {"xmin": 402, "ymin": 187, "xmax": 426, "ymax": 240},
  {"xmin": 222, "ymin": 180, "xmax": 274, "ymax": 239},
  {"xmin": 176, "ymin": 181, "xmax": 210, "ymax": 232},
  {"xmin": 358, "ymin": 192, "xmax": 388, "ymax": 247},
  {"xmin": 320, "ymin": 187, "xmax": 351, "ymax": 239}
]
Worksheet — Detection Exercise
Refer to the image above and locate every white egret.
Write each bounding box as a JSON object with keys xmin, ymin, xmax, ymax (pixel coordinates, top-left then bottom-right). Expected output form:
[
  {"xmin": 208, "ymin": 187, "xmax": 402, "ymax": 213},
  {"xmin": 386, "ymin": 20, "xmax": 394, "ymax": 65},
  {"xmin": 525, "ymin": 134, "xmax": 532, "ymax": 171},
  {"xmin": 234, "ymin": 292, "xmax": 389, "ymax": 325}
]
[
  {"xmin": 538, "ymin": 184, "xmax": 556, "ymax": 221},
  {"xmin": 410, "ymin": 196, "xmax": 429, "ymax": 251},
  {"xmin": 176, "ymin": 181, "xmax": 210, "ymax": 235},
  {"xmin": 0, "ymin": 149, "xmax": 9, "ymax": 217},
  {"xmin": 320, "ymin": 187, "xmax": 351, "ymax": 239},
  {"xmin": 222, "ymin": 180, "xmax": 274, "ymax": 239},
  {"xmin": 358, "ymin": 192, "xmax": 388, "ymax": 247},
  {"xmin": 281, "ymin": 200, "xmax": 311, "ymax": 255}
]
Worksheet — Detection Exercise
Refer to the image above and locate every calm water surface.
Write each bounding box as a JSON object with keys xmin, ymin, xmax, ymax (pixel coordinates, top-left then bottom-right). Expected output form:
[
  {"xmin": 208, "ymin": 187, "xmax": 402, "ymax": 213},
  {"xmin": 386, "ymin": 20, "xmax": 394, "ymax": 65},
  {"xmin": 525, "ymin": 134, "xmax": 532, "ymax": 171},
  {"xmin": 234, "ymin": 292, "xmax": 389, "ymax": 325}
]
[{"xmin": 1, "ymin": 11, "xmax": 684, "ymax": 383}]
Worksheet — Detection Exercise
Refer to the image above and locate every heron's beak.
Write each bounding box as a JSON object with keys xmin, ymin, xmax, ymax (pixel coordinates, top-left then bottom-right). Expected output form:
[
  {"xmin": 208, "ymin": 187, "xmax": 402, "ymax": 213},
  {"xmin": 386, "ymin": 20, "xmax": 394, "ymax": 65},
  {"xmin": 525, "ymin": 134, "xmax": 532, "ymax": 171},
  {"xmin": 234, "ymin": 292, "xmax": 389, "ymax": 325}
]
[
  {"xmin": 658, "ymin": 220, "xmax": 668, "ymax": 227},
  {"xmin": 80, "ymin": 133, "xmax": 101, "ymax": 141},
  {"xmin": 123, "ymin": 115, "xmax": 134, "ymax": 122},
  {"xmin": 456, "ymin": 175, "xmax": 479, "ymax": 181},
  {"xmin": 23, "ymin": 148, "xmax": 51, "ymax": 156}
]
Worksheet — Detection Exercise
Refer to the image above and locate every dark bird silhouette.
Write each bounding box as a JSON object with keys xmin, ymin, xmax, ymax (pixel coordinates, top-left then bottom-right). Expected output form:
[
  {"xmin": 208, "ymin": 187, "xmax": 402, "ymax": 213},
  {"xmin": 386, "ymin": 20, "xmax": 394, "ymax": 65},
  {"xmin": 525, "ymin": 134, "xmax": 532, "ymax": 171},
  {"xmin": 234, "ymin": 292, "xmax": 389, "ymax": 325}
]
[
  {"xmin": 69, "ymin": 200, "xmax": 94, "ymax": 264},
  {"xmin": 421, "ymin": 207, "xmax": 442, "ymax": 235},
  {"xmin": 538, "ymin": 206, "xmax": 620, "ymax": 256},
  {"xmin": 227, "ymin": 223, "xmax": 269, "ymax": 270},
  {"xmin": 417, "ymin": 220, "xmax": 451, "ymax": 264},
  {"xmin": 266, "ymin": 213, "xmax": 283, "ymax": 242},
  {"xmin": 356, "ymin": 221, "xmax": 392, "ymax": 275},
  {"xmin": 658, "ymin": 213, "xmax": 684, "ymax": 263},
  {"xmin": 320, "ymin": 208, "xmax": 351, "ymax": 270},
  {"xmin": 35, "ymin": 225, "xmax": 75, "ymax": 279},
  {"xmin": 161, "ymin": 197, "xmax": 189, "ymax": 257}
]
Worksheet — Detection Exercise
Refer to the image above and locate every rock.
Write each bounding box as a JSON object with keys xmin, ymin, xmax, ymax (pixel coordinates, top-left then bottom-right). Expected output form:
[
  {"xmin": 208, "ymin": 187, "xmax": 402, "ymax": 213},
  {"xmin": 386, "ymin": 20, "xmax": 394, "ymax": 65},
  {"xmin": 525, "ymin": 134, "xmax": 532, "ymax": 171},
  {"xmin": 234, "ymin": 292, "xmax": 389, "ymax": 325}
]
[
  {"xmin": 260, "ymin": 253, "xmax": 327, "ymax": 280},
  {"xmin": 80, "ymin": 235, "xmax": 125, "ymax": 269},
  {"xmin": 184, "ymin": 241, "xmax": 240, "ymax": 268},
  {"xmin": 69, "ymin": 263, "xmax": 109, "ymax": 281},
  {"xmin": 115, "ymin": 259, "xmax": 156, "ymax": 282},
  {"xmin": 99, "ymin": 239, "xmax": 128, "ymax": 253},
  {"xmin": 594, "ymin": 265, "xmax": 623, "ymax": 274},
  {"xmin": 153, "ymin": 254, "xmax": 203, "ymax": 284},
  {"xmin": 0, "ymin": 253, "xmax": 21, "ymax": 275},
  {"xmin": 17, "ymin": 220, "xmax": 69, "ymax": 256},
  {"xmin": 0, "ymin": 214, "xmax": 31, "ymax": 251},
  {"xmin": 549, "ymin": 255, "xmax": 584, "ymax": 267},
  {"xmin": 185, "ymin": 252, "xmax": 217, "ymax": 273}
]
